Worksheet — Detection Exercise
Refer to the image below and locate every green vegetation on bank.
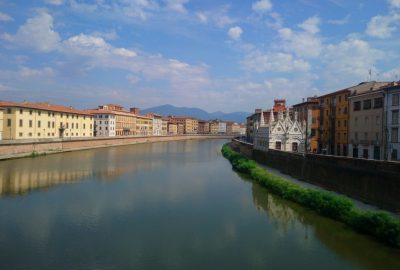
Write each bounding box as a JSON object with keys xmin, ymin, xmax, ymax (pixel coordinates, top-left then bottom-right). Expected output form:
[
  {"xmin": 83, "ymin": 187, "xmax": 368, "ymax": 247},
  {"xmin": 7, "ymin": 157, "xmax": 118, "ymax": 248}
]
[
  {"xmin": 27, "ymin": 151, "xmax": 46, "ymax": 158},
  {"xmin": 221, "ymin": 143, "xmax": 400, "ymax": 248}
]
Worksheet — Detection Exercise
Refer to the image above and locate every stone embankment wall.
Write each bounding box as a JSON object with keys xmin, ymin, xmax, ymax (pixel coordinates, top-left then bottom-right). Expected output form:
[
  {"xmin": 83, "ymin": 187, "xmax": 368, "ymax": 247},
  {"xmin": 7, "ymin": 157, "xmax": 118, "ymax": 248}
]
[
  {"xmin": 231, "ymin": 139, "xmax": 400, "ymax": 213},
  {"xmin": 0, "ymin": 135, "xmax": 232, "ymax": 159}
]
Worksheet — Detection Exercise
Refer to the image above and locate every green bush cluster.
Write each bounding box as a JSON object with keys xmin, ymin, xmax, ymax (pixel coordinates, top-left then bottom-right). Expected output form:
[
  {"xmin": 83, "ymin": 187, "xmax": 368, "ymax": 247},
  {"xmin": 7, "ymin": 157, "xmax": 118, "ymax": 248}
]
[{"xmin": 222, "ymin": 143, "xmax": 400, "ymax": 248}]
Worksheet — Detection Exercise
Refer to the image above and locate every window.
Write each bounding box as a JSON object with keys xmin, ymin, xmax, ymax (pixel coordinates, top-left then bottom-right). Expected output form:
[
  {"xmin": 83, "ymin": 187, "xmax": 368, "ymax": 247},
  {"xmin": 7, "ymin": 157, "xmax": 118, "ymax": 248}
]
[
  {"xmin": 48, "ymin": 133, "xmax": 50, "ymax": 136},
  {"xmin": 337, "ymin": 133, "xmax": 340, "ymax": 140},
  {"xmin": 38, "ymin": 133, "xmax": 41, "ymax": 137},
  {"xmin": 52, "ymin": 122, "xmax": 55, "ymax": 128},
  {"xmin": 29, "ymin": 110, "xmax": 32, "ymax": 115},
  {"xmin": 392, "ymin": 128, "xmax": 398, "ymax": 142},
  {"xmin": 61, "ymin": 113, "xmax": 64, "ymax": 118},
  {"xmin": 48, "ymin": 112, "xmax": 50, "ymax": 116},
  {"xmin": 339, "ymin": 96, "xmax": 342, "ymax": 102},
  {"xmin": 311, "ymin": 129, "xmax": 316, "ymax": 136},
  {"xmin": 19, "ymin": 132, "xmax": 23, "ymax": 137},
  {"xmin": 76, "ymin": 124, "xmax": 78, "ymax": 129},
  {"xmin": 392, "ymin": 94, "xmax": 399, "ymax": 106},
  {"xmin": 19, "ymin": 119, "xmax": 23, "ymax": 127},
  {"xmin": 355, "ymin": 132, "xmax": 358, "ymax": 140},
  {"xmin": 392, "ymin": 149, "xmax": 398, "ymax": 160},
  {"xmin": 312, "ymin": 117, "xmax": 316, "ymax": 124},
  {"xmin": 392, "ymin": 110, "xmax": 399, "ymax": 124},
  {"xmin": 354, "ymin": 101, "xmax": 361, "ymax": 111},
  {"xmin": 83, "ymin": 124, "xmax": 86, "ymax": 129},
  {"xmin": 344, "ymin": 107, "xmax": 348, "ymax": 114},
  {"xmin": 275, "ymin": 141, "xmax": 281, "ymax": 150},
  {"xmin": 72, "ymin": 123, "xmax": 74, "ymax": 129},
  {"xmin": 363, "ymin": 99, "xmax": 372, "ymax": 110},
  {"xmin": 292, "ymin": 142, "xmax": 298, "ymax": 152},
  {"xmin": 19, "ymin": 109, "xmax": 23, "ymax": 114},
  {"xmin": 38, "ymin": 121, "xmax": 41, "ymax": 128},
  {"xmin": 66, "ymin": 123, "xmax": 69, "ymax": 128},
  {"xmin": 29, "ymin": 132, "xmax": 32, "ymax": 137},
  {"xmin": 48, "ymin": 121, "xmax": 51, "ymax": 128},
  {"xmin": 374, "ymin": 97, "xmax": 383, "ymax": 108},
  {"xmin": 338, "ymin": 108, "xmax": 341, "ymax": 115},
  {"xmin": 29, "ymin": 120, "xmax": 32, "ymax": 127},
  {"xmin": 38, "ymin": 111, "xmax": 41, "ymax": 116},
  {"xmin": 353, "ymin": 148, "xmax": 358, "ymax": 158},
  {"xmin": 7, "ymin": 108, "xmax": 11, "ymax": 114},
  {"xmin": 7, "ymin": 119, "xmax": 11, "ymax": 127},
  {"xmin": 363, "ymin": 149, "xmax": 369, "ymax": 159},
  {"xmin": 337, "ymin": 120, "xmax": 341, "ymax": 128},
  {"xmin": 344, "ymin": 120, "xmax": 347, "ymax": 127}
]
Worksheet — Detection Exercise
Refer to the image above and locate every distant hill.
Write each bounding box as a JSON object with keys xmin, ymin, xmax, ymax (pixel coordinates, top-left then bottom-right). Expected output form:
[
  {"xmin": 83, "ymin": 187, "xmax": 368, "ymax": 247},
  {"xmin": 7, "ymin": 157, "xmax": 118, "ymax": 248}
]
[{"xmin": 142, "ymin": 104, "xmax": 250, "ymax": 123}]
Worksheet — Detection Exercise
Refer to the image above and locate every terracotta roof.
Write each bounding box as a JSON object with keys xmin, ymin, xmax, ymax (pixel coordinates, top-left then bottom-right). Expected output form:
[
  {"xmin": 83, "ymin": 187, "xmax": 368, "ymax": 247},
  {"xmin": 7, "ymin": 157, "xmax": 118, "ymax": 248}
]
[{"xmin": 0, "ymin": 100, "xmax": 93, "ymax": 116}]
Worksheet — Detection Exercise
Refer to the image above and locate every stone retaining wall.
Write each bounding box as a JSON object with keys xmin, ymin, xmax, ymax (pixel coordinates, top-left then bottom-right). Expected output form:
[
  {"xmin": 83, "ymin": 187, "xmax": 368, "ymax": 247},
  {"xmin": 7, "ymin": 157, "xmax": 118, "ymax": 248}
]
[
  {"xmin": 231, "ymin": 139, "xmax": 400, "ymax": 213},
  {"xmin": 0, "ymin": 135, "xmax": 232, "ymax": 159}
]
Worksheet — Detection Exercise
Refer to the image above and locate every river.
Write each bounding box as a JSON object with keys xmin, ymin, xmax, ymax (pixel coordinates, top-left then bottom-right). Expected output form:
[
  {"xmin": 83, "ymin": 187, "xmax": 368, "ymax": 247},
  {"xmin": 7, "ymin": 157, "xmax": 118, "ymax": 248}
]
[{"xmin": 0, "ymin": 139, "xmax": 398, "ymax": 269}]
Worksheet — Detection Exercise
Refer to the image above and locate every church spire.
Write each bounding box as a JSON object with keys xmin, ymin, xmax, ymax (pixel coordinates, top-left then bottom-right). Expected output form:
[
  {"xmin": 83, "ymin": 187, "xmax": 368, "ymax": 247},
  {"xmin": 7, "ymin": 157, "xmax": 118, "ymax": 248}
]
[
  {"xmin": 260, "ymin": 109, "xmax": 265, "ymax": 126},
  {"xmin": 270, "ymin": 108, "xmax": 275, "ymax": 123}
]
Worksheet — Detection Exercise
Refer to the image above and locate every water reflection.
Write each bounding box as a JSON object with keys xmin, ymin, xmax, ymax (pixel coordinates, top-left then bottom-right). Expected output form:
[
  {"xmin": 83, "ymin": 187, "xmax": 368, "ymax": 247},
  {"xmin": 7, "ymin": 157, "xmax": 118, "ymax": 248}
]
[{"xmin": 248, "ymin": 178, "xmax": 400, "ymax": 270}]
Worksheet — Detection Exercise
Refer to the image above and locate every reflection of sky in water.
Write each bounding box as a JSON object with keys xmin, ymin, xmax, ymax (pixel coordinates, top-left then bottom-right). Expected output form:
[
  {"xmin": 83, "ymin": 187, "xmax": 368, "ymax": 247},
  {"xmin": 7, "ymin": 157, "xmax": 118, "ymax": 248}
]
[{"xmin": 0, "ymin": 139, "xmax": 399, "ymax": 270}]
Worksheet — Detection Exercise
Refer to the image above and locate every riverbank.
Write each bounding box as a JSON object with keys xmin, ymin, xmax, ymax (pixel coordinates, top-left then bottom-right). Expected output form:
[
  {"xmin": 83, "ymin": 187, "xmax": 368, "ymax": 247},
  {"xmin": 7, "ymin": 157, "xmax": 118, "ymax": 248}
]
[
  {"xmin": 0, "ymin": 134, "xmax": 232, "ymax": 161},
  {"xmin": 222, "ymin": 143, "xmax": 400, "ymax": 248}
]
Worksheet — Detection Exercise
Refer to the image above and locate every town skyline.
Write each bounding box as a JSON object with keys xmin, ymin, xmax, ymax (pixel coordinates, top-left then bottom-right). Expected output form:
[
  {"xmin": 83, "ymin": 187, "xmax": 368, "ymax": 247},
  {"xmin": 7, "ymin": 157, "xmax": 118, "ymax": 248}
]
[{"xmin": 1, "ymin": 0, "xmax": 400, "ymax": 112}]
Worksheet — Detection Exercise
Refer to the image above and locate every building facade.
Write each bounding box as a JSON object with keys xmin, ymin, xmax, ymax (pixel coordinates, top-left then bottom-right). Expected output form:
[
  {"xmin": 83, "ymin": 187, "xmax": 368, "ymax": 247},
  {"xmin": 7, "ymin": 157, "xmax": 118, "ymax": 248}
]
[
  {"xmin": 171, "ymin": 117, "xmax": 198, "ymax": 134},
  {"xmin": 254, "ymin": 109, "xmax": 305, "ymax": 153},
  {"xmin": 348, "ymin": 89, "xmax": 385, "ymax": 159},
  {"xmin": 161, "ymin": 118, "xmax": 168, "ymax": 136},
  {"xmin": 146, "ymin": 113, "xmax": 162, "ymax": 136},
  {"xmin": 91, "ymin": 111, "xmax": 116, "ymax": 137},
  {"xmin": 384, "ymin": 84, "xmax": 400, "ymax": 161},
  {"xmin": 218, "ymin": 121, "xmax": 226, "ymax": 134},
  {"xmin": 96, "ymin": 104, "xmax": 135, "ymax": 136},
  {"xmin": 198, "ymin": 120, "xmax": 210, "ymax": 134},
  {"xmin": 0, "ymin": 101, "xmax": 93, "ymax": 140},
  {"xmin": 293, "ymin": 97, "xmax": 320, "ymax": 153},
  {"xmin": 0, "ymin": 108, "xmax": 3, "ymax": 140},
  {"xmin": 136, "ymin": 115, "xmax": 153, "ymax": 136},
  {"xmin": 168, "ymin": 123, "xmax": 178, "ymax": 135}
]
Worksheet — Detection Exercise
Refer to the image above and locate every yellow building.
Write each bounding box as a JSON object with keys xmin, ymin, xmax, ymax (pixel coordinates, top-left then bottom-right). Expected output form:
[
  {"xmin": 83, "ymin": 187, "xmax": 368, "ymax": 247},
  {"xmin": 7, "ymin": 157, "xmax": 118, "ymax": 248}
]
[
  {"xmin": 210, "ymin": 121, "xmax": 219, "ymax": 134},
  {"xmin": 168, "ymin": 123, "xmax": 178, "ymax": 135},
  {"xmin": 0, "ymin": 101, "xmax": 93, "ymax": 140},
  {"xmin": 171, "ymin": 117, "xmax": 198, "ymax": 134},
  {"xmin": 0, "ymin": 108, "xmax": 3, "ymax": 140},
  {"xmin": 136, "ymin": 115, "xmax": 153, "ymax": 136},
  {"xmin": 161, "ymin": 118, "xmax": 168, "ymax": 136}
]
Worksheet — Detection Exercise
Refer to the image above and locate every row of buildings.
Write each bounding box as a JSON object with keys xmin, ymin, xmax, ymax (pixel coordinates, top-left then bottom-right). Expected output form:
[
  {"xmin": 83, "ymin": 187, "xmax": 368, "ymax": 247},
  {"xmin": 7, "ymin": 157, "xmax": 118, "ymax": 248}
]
[
  {"xmin": 248, "ymin": 81, "xmax": 400, "ymax": 161},
  {"xmin": 0, "ymin": 101, "xmax": 245, "ymax": 141}
]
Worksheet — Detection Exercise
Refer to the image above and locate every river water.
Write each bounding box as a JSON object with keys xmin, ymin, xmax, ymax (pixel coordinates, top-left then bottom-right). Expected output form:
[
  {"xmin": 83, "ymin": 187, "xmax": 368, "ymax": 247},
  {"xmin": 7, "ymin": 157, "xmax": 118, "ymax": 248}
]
[{"xmin": 0, "ymin": 139, "xmax": 398, "ymax": 270}]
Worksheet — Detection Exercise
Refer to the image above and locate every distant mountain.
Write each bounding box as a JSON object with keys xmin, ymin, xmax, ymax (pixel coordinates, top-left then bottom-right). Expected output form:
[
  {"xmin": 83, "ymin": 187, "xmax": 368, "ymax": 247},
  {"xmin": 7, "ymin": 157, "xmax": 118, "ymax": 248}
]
[{"xmin": 141, "ymin": 104, "xmax": 250, "ymax": 123}]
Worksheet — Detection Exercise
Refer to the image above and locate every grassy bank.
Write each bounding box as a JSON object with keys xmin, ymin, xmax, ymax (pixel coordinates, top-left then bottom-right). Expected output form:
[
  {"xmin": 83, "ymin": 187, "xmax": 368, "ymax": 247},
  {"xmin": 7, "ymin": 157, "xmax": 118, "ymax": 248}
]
[{"xmin": 222, "ymin": 143, "xmax": 400, "ymax": 248}]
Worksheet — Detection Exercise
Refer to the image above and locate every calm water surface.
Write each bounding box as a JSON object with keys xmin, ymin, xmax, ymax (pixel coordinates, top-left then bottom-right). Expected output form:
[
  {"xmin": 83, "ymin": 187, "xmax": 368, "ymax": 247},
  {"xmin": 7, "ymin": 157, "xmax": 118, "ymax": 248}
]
[{"xmin": 0, "ymin": 139, "xmax": 399, "ymax": 270}]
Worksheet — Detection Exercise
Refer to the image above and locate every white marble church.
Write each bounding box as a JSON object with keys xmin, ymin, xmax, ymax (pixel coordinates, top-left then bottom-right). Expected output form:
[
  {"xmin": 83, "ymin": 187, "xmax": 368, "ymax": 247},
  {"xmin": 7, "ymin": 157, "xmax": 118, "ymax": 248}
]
[{"xmin": 254, "ymin": 108, "xmax": 306, "ymax": 153}]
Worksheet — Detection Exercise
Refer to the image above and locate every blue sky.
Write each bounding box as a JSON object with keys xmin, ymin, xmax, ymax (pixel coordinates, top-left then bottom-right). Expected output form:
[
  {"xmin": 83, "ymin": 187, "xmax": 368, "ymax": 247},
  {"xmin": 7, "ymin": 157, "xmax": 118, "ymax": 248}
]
[{"xmin": 0, "ymin": 0, "xmax": 400, "ymax": 113}]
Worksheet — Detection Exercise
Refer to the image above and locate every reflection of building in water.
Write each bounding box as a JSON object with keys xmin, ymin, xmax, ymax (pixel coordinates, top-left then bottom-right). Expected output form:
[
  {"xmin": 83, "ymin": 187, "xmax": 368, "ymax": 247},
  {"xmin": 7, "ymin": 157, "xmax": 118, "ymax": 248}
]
[
  {"xmin": 252, "ymin": 183, "xmax": 305, "ymax": 234},
  {"xmin": 0, "ymin": 143, "xmax": 166, "ymax": 196}
]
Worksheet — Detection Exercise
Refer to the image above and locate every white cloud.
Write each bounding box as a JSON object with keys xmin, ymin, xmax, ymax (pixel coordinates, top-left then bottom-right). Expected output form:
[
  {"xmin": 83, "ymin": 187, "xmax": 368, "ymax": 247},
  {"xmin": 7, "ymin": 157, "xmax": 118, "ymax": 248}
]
[
  {"xmin": 44, "ymin": 0, "xmax": 64, "ymax": 5},
  {"xmin": 389, "ymin": 0, "xmax": 400, "ymax": 8},
  {"xmin": 381, "ymin": 67, "xmax": 400, "ymax": 80},
  {"xmin": 0, "ymin": 11, "xmax": 13, "ymax": 22},
  {"xmin": 328, "ymin": 14, "xmax": 350, "ymax": 25},
  {"xmin": 278, "ymin": 26, "xmax": 322, "ymax": 58},
  {"xmin": 298, "ymin": 16, "xmax": 320, "ymax": 34},
  {"xmin": 228, "ymin": 26, "xmax": 243, "ymax": 40},
  {"xmin": 252, "ymin": 0, "xmax": 273, "ymax": 13},
  {"xmin": 164, "ymin": 0, "xmax": 189, "ymax": 13},
  {"xmin": 322, "ymin": 38, "xmax": 385, "ymax": 85},
  {"xmin": 195, "ymin": 6, "xmax": 234, "ymax": 28},
  {"xmin": 366, "ymin": 13, "xmax": 400, "ymax": 38},
  {"xmin": 242, "ymin": 51, "xmax": 310, "ymax": 72},
  {"xmin": 2, "ymin": 11, "xmax": 60, "ymax": 52},
  {"xmin": 196, "ymin": 12, "xmax": 208, "ymax": 23},
  {"xmin": 19, "ymin": 66, "xmax": 55, "ymax": 77}
]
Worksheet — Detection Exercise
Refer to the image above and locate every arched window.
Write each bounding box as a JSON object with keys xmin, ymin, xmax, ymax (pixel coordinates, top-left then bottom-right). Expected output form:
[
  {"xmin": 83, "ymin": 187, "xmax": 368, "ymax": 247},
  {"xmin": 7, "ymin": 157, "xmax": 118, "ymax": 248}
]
[{"xmin": 292, "ymin": 142, "xmax": 298, "ymax": 152}]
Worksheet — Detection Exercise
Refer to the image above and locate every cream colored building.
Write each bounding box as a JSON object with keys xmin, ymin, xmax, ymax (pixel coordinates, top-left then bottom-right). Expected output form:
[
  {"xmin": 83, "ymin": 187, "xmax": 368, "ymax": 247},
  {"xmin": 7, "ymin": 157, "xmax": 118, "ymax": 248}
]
[
  {"xmin": 0, "ymin": 108, "xmax": 3, "ymax": 140},
  {"xmin": 210, "ymin": 121, "xmax": 219, "ymax": 134},
  {"xmin": 136, "ymin": 115, "xmax": 153, "ymax": 136},
  {"xmin": 168, "ymin": 123, "xmax": 178, "ymax": 135},
  {"xmin": 348, "ymin": 88, "xmax": 385, "ymax": 160},
  {"xmin": 171, "ymin": 117, "xmax": 198, "ymax": 134},
  {"xmin": 162, "ymin": 118, "xmax": 168, "ymax": 136},
  {"xmin": 0, "ymin": 101, "xmax": 93, "ymax": 140},
  {"xmin": 96, "ymin": 104, "xmax": 136, "ymax": 136}
]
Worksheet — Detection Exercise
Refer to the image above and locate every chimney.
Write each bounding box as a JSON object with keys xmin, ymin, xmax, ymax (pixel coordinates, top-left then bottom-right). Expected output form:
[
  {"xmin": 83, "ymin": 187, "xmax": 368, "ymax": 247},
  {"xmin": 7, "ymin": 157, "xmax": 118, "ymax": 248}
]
[{"xmin": 130, "ymin": 107, "xmax": 140, "ymax": 115}]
